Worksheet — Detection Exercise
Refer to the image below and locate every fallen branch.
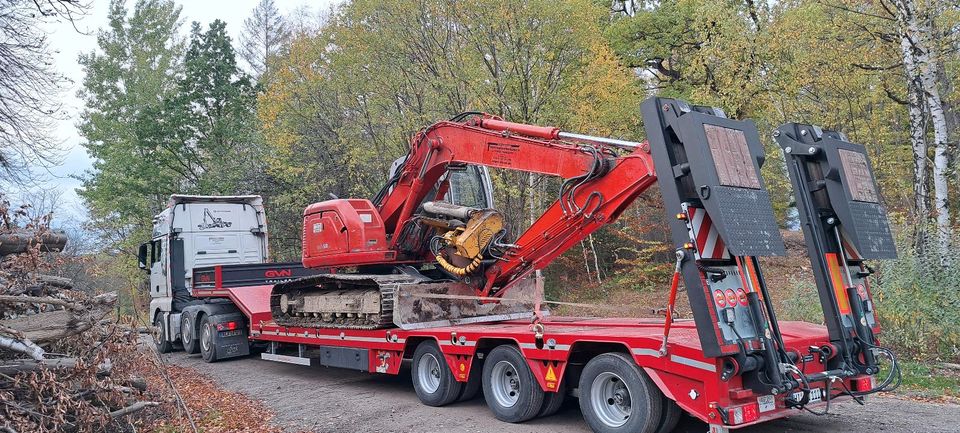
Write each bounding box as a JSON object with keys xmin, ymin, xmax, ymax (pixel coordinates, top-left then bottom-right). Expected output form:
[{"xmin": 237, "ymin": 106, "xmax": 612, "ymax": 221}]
[
  {"xmin": 109, "ymin": 401, "xmax": 159, "ymax": 418},
  {"xmin": 0, "ymin": 336, "xmax": 44, "ymax": 360}
]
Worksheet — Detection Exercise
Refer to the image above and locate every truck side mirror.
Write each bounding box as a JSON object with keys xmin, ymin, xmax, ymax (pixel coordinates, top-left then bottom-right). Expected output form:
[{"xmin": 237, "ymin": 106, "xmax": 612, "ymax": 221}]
[{"xmin": 138, "ymin": 243, "xmax": 149, "ymax": 271}]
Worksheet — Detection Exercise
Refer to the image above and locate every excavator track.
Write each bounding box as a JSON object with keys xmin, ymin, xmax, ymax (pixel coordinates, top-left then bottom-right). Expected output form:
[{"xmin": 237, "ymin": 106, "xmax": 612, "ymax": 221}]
[{"xmin": 269, "ymin": 274, "xmax": 422, "ymax": 330}]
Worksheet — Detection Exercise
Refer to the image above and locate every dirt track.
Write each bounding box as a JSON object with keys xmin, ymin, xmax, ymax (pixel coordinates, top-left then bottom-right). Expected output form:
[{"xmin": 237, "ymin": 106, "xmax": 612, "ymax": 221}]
[{"xmin": 162, "ymin": 351, "xmax": 960, "ymax": 433}]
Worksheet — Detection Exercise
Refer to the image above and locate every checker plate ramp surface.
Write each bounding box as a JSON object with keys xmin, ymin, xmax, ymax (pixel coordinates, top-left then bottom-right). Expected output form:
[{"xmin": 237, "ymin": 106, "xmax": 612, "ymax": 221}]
[
  {"xmin": 848, "ymin": 201, "xmax": 897, "ymax": 259},
  {"xmin": 711, "ymin": 186, "xmax": 785, "ymax": 256}
]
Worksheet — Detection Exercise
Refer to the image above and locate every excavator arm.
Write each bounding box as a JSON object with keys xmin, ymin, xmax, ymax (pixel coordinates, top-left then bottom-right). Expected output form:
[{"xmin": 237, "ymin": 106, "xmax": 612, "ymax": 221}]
[{"xmin": 374, "ymin": 114, "xmax": 657, "ymax": 297}]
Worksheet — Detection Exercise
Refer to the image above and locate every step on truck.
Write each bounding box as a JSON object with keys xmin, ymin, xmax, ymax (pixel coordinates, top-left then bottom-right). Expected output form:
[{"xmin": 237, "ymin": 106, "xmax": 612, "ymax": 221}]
[{"xmin": 141, "ymin": 97, "xmax": 901, "ymax": 433}]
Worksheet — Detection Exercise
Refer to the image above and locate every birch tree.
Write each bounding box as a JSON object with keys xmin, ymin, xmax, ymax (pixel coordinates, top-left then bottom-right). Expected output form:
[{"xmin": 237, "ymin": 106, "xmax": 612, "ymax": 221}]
[
  {"xmin": 895, "ymin": 1, "xmax": 929, "ymax": 225},
  {"xmin": 895, "ymin": 0, "xmax": 952, "ymax": 255}
]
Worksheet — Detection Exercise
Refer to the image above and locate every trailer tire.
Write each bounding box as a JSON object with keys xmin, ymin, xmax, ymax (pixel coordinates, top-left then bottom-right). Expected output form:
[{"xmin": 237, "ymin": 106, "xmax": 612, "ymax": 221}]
[
  {"xmin": 411, "ymin": 341, "xmax": 462, "ymax": 407},
  {"xmin": 538, "ymin": 377, "xmax": 567, "ymax": 418},
  {"xmin": 199, "ymin": 315, "xmax": 219, "ymax": 363},
  {"xmin": 153, "ymin": 315, "xmax": 173, "ymax": 354},
  {"xmin": 457, "ymin": 356, "xmax": 483, "ymax": 402},
  {"xmin": 578, "ymin": 353, "xmax": 662, "ymax": 433},
  {"xmin": 656, "ymin": 395, "xmax": 682, "ymax": 433},
  {"xmin": 482, "ymin": 345, "xmax": 544, "ymax": 423},
  {"xmin": 181, "ymin": 314, "xmax": 200, "ymax": 354}
]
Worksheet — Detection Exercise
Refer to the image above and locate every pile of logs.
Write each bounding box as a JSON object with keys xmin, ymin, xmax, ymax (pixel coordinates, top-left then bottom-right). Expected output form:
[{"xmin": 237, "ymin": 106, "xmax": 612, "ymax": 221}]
[{"xmin": 0, "ymin": 227, "xmax": 158, "ymax": 432}]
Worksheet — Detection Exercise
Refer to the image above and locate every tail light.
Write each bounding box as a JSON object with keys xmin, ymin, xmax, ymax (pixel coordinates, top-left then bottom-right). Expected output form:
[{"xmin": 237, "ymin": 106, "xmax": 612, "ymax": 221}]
[
  {"xmin": 726, "ymin": 402, "xmax": 760, "ymax": 425},
  {"xmin": 216, "ymin": 321, "xmax": 239, "ymax": 331},
  {"xmin": 725, "ymin": 289, "xmax": 738, "ymax": 306},
  {"xmin": 714, "ymin": 290, "xmax": 727, "ymax": 307}
]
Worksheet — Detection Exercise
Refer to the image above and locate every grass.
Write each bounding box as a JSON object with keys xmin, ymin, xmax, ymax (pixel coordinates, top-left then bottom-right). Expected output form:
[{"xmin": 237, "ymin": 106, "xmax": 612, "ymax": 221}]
[{"xmin": 891, "ymin": 361, "xmax": 960, "ymax": 402}]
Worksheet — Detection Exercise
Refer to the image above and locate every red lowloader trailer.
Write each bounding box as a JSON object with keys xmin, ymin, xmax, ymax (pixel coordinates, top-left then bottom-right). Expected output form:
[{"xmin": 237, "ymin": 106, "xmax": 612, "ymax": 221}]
[{"xmin": 147, "ymin": 97, "xmax": 900, "ymax": 433}]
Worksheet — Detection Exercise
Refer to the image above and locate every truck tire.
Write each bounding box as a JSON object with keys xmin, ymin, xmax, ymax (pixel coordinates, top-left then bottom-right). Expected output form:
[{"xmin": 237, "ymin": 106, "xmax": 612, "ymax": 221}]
[
  {"xmin": 578, "ymin": 352, "xmax": 662, "ymax": 433},
  {"xmin": 411, "ymin": 341, "xmax": 462, "ymax": 407},
  {"xmin": 153, "ymin": 314, "xmax": 173, "ymax": 354},
  {"xmin": 482, "ymin": 345, "xmax": 544, "ymax": 423},
  {"xmin": 181, "ymin": 314, "xmax": 200, "ymax": 354},
  {"xmin": 199, "ymin": 315, "xmax": 219, "ymax": 363}
]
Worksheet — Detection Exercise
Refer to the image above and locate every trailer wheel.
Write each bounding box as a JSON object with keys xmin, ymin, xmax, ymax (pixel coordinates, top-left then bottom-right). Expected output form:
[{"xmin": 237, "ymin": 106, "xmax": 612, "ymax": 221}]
[
  {"xmin": 538, "ymin": 377, "xmax": 567, "ymax": 418},
  {"xmin": 153, "ymin": 315, "xmax": 173, "ymax": 354},
  {"xmin": 457, "ymin": 356, "xmax": 483, "ymax": 402},
  {"xmin": 482, "ymin": 345, "xmax": 544, "ymax": 423},
  {"xmin": 655, "ymin": 395, "xmax": 682, "ymax": 433},
  {"xmin": 411, "ymin": 341, "xmax": 462, "ymax": 407},
  {"xmin": 578, "ymin": 353, "xmax": 662, "ymax": 433},
  {"xmin": 199, "ymin": 315, "xmax": 219, "ymax": 363},
  {"xmin": 181, "ymin": 314, "xmax": 199, "ymax": 354}
]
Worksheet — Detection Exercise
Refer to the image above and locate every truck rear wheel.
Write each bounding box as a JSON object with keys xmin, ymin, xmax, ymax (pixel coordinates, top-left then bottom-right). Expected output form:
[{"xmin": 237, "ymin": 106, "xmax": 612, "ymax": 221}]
[
  {"xmin": 482, "ymin": 345, "xmax": 544, "ymax": 423},
  {"xmin": 199, "ymin": 315, "xmax": 219, "ymax": 363},
  {"xmin": 578, "ymin": 353, "xmax": 662, "ymax": 433},
  {"xmin": 181, "ymin": 314, "xmax": 199, "ymax": 354},
  {"xmin": 412, "ymin": 341, "xmax": 462, "ymax": 406},
  {"xmin": 153, "ymin": 314, "xmax": 173, "ymax": 354}
]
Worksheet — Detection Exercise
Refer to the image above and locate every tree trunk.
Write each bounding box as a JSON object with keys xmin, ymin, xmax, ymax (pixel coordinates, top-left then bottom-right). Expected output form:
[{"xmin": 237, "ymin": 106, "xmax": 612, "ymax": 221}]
[
  {"xmin": 897, "ymin": 0, "xmax": 952, "ymax": 257},
  {"xmin": 917, "ymin": 38, "xmax": 952, "ymax": 258},
  {"xmin": 897, "ymin": 5, "xmax": 928, "ymax": 240}
]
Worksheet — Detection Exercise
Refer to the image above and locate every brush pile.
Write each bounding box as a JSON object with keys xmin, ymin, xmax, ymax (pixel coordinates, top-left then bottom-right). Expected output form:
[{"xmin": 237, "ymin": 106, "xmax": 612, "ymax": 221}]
[{"xmin": 0, "ymin": 200, "xmax": 156, "ymax": 433}]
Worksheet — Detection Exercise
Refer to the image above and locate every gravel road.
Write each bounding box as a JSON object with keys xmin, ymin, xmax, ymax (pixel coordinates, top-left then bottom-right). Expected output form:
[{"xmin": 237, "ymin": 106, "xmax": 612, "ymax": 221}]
[{"xmin": 162, "ymin": 351, "xmax": 960, "ymax": 433}]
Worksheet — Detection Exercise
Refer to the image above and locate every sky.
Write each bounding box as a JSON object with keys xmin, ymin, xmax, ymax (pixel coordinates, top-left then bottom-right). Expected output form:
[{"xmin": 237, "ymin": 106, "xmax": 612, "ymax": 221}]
[{"xmin": 30, "ymin": 0, "xmax": 337, "ymax": 223}]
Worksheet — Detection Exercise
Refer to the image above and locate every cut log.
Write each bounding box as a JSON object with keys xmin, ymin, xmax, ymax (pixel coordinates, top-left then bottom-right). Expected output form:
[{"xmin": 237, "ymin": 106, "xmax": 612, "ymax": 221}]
[
  {"xmin": 0, "ymin": 309, "xmax": 90, "ymax": 343},
  {"xmin": 35, "ymin": 274, "xmax": 73, "ymax": 290},
  {"xmin": 0, "ymin": 294, "xmax": 78, "ymax": 310},
  {"xmin": 0, "ymin": 358, "xmax": 77, "ymax": 375},
  {"xmin": 0, "ymin": 229, "xmax": 68, "ymax": 256}
]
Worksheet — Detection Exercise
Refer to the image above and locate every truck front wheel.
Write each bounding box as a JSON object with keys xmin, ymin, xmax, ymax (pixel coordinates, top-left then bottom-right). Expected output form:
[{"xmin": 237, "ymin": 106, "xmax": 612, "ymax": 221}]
[
  {"xmin": 199, "ymin": 315, "xmax": 219, "ymax": 363},
  {"xmin": 153, "ymin": 314, "xmax": 173, "ymax": 354}
]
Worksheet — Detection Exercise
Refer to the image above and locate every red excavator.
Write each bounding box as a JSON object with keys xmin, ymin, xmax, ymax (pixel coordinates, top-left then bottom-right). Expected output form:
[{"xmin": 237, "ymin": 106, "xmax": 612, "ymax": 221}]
[{"xmin": 270, "ymin": 112, "xmax": 657, "ymax": 330}]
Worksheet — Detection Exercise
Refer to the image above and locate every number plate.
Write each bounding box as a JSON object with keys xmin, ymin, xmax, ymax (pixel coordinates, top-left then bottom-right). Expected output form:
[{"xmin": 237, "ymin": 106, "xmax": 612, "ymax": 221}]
[
  {"xmin": 757, "ymin": 395, "xmax": 775, "ymax": 413},
  {"xmin": 792, "ymin": 387, "xmax": 823, "ymax": 404},
  {"xmin": 219, "ymin": 330, "xmax": 243, "ymax": 338}
]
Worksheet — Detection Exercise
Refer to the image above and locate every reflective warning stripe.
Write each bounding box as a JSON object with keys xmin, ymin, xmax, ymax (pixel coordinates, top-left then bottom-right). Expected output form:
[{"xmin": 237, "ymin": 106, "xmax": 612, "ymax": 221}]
[{"xmin": 688, "ymin": 207, "xmax": 730, "ymax": 260}]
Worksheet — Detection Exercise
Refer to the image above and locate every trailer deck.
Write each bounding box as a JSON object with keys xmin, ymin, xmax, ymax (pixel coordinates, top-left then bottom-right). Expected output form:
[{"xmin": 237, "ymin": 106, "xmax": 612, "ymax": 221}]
[{"xmin": 193, "ymin": 283, "xmax": 866, "ymax": 432}]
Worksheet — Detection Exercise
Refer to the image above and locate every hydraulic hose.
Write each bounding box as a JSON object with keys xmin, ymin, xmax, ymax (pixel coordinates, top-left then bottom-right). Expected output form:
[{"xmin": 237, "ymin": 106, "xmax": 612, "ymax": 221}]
[{"xmin": 436, "ymin": 254, "xmax": 483, "ymax": 277}]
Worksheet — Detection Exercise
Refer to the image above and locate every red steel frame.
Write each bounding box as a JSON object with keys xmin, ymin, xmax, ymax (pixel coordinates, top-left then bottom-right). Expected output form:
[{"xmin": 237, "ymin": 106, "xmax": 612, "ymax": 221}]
[{"xmin": 193, "ymin": 283, "xmax": 867, "ymax": 431}]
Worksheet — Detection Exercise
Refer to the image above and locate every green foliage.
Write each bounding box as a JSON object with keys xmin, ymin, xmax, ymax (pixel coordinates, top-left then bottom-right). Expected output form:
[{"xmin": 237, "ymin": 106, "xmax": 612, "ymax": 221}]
[
  {"xmin": 79, "ymin": 1, "xmax": 263, "ymax": 251},
  {"xmin": 873, "ymin": 233, "xmax": 960, "ymax": 361},
  {"xmin": 77, "ymin": 0, "xmax": 185, "ymax": 247}
]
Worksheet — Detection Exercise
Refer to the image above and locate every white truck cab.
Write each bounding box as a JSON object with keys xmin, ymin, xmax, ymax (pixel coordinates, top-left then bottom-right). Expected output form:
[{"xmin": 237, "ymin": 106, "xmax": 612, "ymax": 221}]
[{"xmin": 139, "ymin": 195, "xmax": 268, "ymax": 352}]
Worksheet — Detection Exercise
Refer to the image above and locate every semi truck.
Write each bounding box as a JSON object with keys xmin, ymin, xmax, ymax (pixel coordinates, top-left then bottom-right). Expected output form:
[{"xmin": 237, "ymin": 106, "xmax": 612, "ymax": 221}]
[{"xmin": 140, "ymin": 97, "xmax": 899, "ymax": 433}]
